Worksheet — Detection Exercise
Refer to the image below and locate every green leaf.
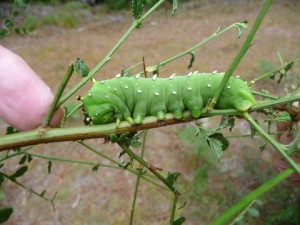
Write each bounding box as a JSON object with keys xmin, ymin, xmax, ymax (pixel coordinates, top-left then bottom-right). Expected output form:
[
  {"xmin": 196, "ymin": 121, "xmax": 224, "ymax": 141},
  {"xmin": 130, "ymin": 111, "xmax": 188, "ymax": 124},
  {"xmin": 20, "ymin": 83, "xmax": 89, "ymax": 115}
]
[
  {"xmin": 209, "ymin": 133, "xmax": 229, "ymax": 151},
  {"xmin": 274, "ymin": 111, "xmax": 291, "ymax": 122},
  {"xmin": 174, "ymin": 216, "xmax": 185, "ymax": 225},
  {"xmin": 132, "ymin": 0, "xmax": 144, "ymax": 20},
  {"xmin": 27, "ymin": 154, "xmax": 33, "ymax": 163},
  {"xmin": 92, "ymin": 164, "xmax": 99, "ymax": 171},
  {"xmin": 166, "ymin": 172, "xmax": 180, "ymax": 186},
  {"xmin": 188, "ymin": 51, "xmax": 195, "ymax": 69},
  {"xmin": 0, "ymin": 175, "xmax": 4, "ymax": 186},
  {"xmin": 40, "ymin": 190, "xmax": 46, "ymax": 197},
  {"xmin": 206, "ymin": 137, "xmax": 224, "ymax": 162},
  {"xmin": 16, "ymin": 0, "xmax": 27, "ymax": 8},
  {"xmin": 10, "ymin": 166, "xmax": 28, "ymax": 180},
  {"xmin": 6, "ymin": 127, "xmax": 18, "ymax": 135},
  {"xmin": 0, "ymin": 207, "xmax": 13, "ymax": 223},
  {"xmin": 48, "ymin": 161, "xmax": 52, "ymax": 174},
  {"xmin": 74, "ymin": 58, "xmax": 89, "ymax": 77},
  {"xmin": 248, "ymin": 207, "xmax": 260, "ymax": 217},
  {"xmin": 172, "ymin": 0, "xmax": 179, "ymax": 16},
  {"xmin": 110, "ymin": 134, "xmax": 119, "ymax": 143},
  {"xmin": 19, "ymin": 154, "xmax": 27, "ymax": 165},
  {"xmin": 4, "ymin": 20, "xmax": 14, "ymax": 29},
  {"xmin": 235, "ymin": 20, "xmax": 248, "ymax": 38},
  {"xmin": 0, "ymin": 29, "xmax": 8, "ymax": 39}
]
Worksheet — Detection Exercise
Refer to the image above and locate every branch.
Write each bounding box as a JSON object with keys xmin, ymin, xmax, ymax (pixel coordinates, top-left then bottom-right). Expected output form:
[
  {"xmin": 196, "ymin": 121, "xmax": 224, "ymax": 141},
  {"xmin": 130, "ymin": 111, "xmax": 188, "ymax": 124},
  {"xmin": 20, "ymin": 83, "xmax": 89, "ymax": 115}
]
[{"xmin": 0, "ymin": 93, "xmax": 300, "ymax": 151}]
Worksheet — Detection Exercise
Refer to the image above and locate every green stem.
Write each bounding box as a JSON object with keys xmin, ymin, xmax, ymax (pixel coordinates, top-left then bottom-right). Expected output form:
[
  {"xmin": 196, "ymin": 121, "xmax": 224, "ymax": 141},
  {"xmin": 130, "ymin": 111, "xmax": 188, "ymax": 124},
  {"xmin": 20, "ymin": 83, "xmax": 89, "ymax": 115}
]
[
  {"xmin": 137, "ymin": 23, "xmax": 236, "ymax": 74},
  {"xmin": 251, "ymin": 91, "xmax": 279, "ymax": 100},
  {"xmin": 250, "ymin": 58, "xmax": 300, "ymax": 85},
  {"xmin": 207, "ymin": 0, "xmax": 273, "ymax": 111},
  {"xmin": 130, "ymin": 131, "xmax": 148, "ymax": 225},
  {"xmin": 78, "ymin": 141, "xmax": 168, "ymax": 191},
  {"xmin": 211, "ymin": 163, "xmax": 299, "ymax": 225},
  {"xmin": 170, "ymin": 194, "xmax": 178, "ymax": 225},
  {"xmin": 243, "ymin": 112, "xmax": 300, "ymax": 174},
  {"xmin": 58, "ymin": 0, "xmax": 166, "ymax": 106},
  {"xmin": 27, "ymin": 152, "xmax": 118, "ymax": 169},
  {"xmin": 118, "ymin": 142, "xmax": 180, "ymax": 195},
  {"xmin": 1, "ymin": 92, "xmax": 299, "ymax": 151},
  {"xmin": 0, "ymin": 171, "xmax": 52, "ymax": 202},
  {"xmin": 42, "ymin": 64, "xmax": 74, "ymax": 128}
]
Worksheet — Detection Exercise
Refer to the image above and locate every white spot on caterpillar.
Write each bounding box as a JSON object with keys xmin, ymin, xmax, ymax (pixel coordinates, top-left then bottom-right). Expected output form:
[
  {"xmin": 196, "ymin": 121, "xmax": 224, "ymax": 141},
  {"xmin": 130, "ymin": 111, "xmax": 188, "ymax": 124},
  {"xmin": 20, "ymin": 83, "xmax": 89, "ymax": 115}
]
[
  {"xmin": 207, "ymin": 84, "xmax": 212, "ymax": 88},
  {"xmin": 106, "ymin": 107, "xmax": 109, "ymax": 110},
  {"xmin": 124, "ymin": 85, "xmax": 128, "ymax": 89},
  {"xmin": 193, "ymin": 71, "xmax": 198, "ymax": 74},
  {"xmin": 101, "ymin": 80, "xmax": 105, "ymax": 84},
  {"xmin": 169, "ymin": 73, "xmax": 176, "ymax": 79},
  {"xmin": 220, "ymin": 72, "xmax": 225, "ymax": 75},
  {"xmin": 114, "ymin": 88, "xmax": 117, "ymax": 91},
  {"xmin": 227, "ymin": 86, "xmax": 231, "ymax": 89},
  {"xmin": 187, "ymin": 72, "xmax": 193, "ymax": 77},
  {"xmin": 172, "ymin": 91, "xmax": 177, "ymax": 95},
  {"xmin": 115, "ymin": 74, "xmax": 121, "ymax": 78},
  {"xmin": 154, "ymin": 92, "xmax": 159, "ymax": 96},
  {"xmin": 236, "ymin": 75, "xmax": 240, "ymax": 78},
  {"xmin": 88, "ymin": 93, "xmax": 92, "ymax": 97},
  {"xmin": 212, "ymin": 70, "xmax": 218, "ymax": 74},
  {"xmin": 137, "ymin": 90, "xmax": 142, "ymax": 93},
  {"xmin": 106, "ymin": 95, "xmax": 109, "ymax": 98},
  {"xmin": 95, "ymin": 113, "xmax": 99, "ymax": 116},
  {"xmin": 135, "ymin": 74, "xmax": 141, "ymax": 79},
  {"xmin": 152, "ymin": 74, "xmax": 157, "ymax": 80},
  {"xmin": 187, "ymin": 87, "xmax": 192, "ymax": 91}
]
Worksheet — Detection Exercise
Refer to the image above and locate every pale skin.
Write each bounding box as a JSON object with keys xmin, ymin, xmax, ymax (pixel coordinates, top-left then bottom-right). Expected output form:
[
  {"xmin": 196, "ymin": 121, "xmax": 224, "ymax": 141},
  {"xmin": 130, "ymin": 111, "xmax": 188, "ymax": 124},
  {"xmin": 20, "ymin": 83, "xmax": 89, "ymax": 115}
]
[{"xmin": 0, "ymin": 45, "xmax": 63, "ymax": 131}]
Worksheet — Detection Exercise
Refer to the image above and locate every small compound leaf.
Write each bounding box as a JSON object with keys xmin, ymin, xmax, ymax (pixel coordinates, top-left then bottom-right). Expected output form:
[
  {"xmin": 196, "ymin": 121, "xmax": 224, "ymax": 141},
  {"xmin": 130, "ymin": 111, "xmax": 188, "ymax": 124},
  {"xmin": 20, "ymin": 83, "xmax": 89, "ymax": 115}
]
[
  {"xmin": 248, "ymin": 207, "xmax": 260, "ymax": 218},
  {"xmin": 19, "ymin": 154, "xmax": 27, "ymax": 165},
  {"xmin": 40, "ymin": 190, "xmax": 46, "ymax": 197},
  {"xmin": 4, "ymin": 20, "xmax": 14, "ymax": 29},
  {"xmin": 235, "ymin": 20, "xmax": 248, "ymax": 38},
  {"xmin": 110, "ymin": 134, "xmax": 119, "ymax": 143},
  {"xmin": 27, "ymin": 154, "xmax": 33, "ymax": 163},
  {"xmin": 0, "ymin": 29, "xmax": 8, "ymax": 39},
  {"xmin": 188, "ymin": 51, "xmax": 195, "ymax": 69},
  {"xmin": 274, "ymin": 111, "xmax": 291, "ymax": 122},
  {"xmin": 6, "ymin": 127, "xmax": 18, "ymax": 135},
  {"xmin": 74, "ymin": 58, "xmax": 89, "ymax": 77},
  {"xmin": 48, "ymin": 161, "xmax": 52, "ymax": 174},
  {"xmin": 132, "ymin": 0, "xmax": 144, "ymax": 20},
  {"xmin": 0, "ymin": 175, "xmax": 4, "ymax": 186},
  {"xmin": 92, "ymin": 164, "xmax": 99, "ymax": 171},
  {"xmin": 166, "ymin": 172, "xmax": 181, "ymax": 186},
  {"xmin": 0, "ymin": 207, "xmax": 13, "ymax": 223},
  {"xmin": 209, "ymin": 133, "xmax": 229, "ymax": 151},
  {"xmin": 174, "ymin": 216, "xmax": 185, "ymax": 225},
  {"xmin": 259, "ymin": 141, "xmax": 267, "ymax": 151},
  {"xmin": 10, "ymin": 166, "xmax": 28, "ymax": 180},
  {"xmin": 172, "ymin": 0, "xmax": 179, "ymax": 17},
  {"xmin": 16, "ymin": 0, "xmax": 27, "ymax": 8},
  {"xmin": 206, "ymin": 137, "xmax": 224, "ymax": 162}
]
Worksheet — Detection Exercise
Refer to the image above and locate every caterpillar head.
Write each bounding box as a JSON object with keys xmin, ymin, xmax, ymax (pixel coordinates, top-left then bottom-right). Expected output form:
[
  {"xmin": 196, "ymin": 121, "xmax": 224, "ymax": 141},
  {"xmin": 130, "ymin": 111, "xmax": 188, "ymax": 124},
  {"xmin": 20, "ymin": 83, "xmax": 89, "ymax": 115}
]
[{"xmin": 84, "ymin": 103, "xmax": 117, "ymax": 125}]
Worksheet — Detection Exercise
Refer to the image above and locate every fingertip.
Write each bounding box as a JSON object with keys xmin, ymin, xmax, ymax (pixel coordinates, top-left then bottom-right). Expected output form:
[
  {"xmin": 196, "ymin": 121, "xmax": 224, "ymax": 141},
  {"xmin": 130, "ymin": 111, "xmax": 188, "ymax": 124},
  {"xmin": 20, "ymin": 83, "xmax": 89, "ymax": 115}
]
[{"xmin": 49, "ymin": 107, "xmax": 64, "ymax": 128}]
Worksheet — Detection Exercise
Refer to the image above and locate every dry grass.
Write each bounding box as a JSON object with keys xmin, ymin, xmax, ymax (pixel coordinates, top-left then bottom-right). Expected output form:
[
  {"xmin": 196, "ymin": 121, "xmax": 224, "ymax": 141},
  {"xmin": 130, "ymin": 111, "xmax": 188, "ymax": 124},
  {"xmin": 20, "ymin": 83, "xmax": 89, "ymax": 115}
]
[{"xmin": 1, "ymin": 1, "xmax": 300, "ymax": 225}]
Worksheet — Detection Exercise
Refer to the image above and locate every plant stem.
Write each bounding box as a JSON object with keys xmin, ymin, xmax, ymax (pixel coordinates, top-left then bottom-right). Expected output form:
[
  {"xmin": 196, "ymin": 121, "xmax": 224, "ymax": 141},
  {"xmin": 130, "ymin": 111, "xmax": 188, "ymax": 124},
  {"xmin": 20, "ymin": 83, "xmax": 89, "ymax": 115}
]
[
  {"xmin": 170, "ymin": 194, "xmax": 178, "ymax": 225},
  {"xmin": 42, "ymin": 64, "xmax": 74, "ymax": 128},
  {"xmin": 211, "ymin": 163, "xmax": 300, "ymax": 225},
  {"xmin": 134, "ymin": 23, "xmax": 237, "ymax": 74},
  {"xmin": 130, "ymin": 130, "xmax": 148, "ymax": 225},
  {"xmin": 243, "ymin": 112, "xmax": 300, "ymax": 174},
  {"xmin": 1, "ymin": 92, "xmax": 300, "ymax": 151},
  {"xmin": 27, "ymin": 152, "xmax": 118, "ymax": 169},
  {"xmin": 206, "ymin": 0, "xmax": 273, "ymax": 111},
  {"xmin": 78, "ymin": 141, "xmax": 168, "ymax": 191},
  {"xmin": 58, "ymin": 0, "xmax": 166, "ymax": 106},
  {"xmin": 118, "ymin": 142, "xmax": 180, "ymax": 195},
  {"xmin": 251, "ymin": 91, "xmax": 279, "ymax": 99}
]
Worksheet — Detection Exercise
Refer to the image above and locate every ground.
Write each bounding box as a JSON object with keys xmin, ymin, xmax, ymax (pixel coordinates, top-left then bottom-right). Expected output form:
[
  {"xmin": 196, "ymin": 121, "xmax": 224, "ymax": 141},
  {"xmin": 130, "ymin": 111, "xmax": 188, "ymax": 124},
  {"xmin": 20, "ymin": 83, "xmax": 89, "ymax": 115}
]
[{"xmin": 0, "ymin": 1, "xmax": 300, "ymax": 225}]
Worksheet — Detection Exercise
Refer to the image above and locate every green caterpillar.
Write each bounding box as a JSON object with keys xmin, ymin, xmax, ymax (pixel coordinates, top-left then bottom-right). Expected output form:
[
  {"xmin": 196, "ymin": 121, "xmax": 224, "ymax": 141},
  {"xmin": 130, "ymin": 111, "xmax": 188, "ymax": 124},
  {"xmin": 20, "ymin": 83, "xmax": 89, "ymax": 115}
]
[{"xmin": 81, "ymin": 72, "xmax": 256, "ymax": 126}]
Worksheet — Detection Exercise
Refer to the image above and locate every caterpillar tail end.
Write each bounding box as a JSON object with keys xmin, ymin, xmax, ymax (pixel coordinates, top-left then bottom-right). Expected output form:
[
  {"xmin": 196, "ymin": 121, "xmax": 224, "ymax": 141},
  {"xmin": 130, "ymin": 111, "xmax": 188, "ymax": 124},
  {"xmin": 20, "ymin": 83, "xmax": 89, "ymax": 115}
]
[{"xmin": 126, "ymin": 117, "xmax": 134, "ymax": 125}]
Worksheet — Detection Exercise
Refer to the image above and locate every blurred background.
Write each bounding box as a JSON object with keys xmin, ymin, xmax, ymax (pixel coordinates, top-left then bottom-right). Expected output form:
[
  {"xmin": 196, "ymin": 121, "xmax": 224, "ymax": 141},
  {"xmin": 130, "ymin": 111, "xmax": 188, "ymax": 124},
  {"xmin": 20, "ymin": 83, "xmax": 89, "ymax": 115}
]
[{"xmin": 1, "ymin": 0, "xmax": 300, "ymax": 224}]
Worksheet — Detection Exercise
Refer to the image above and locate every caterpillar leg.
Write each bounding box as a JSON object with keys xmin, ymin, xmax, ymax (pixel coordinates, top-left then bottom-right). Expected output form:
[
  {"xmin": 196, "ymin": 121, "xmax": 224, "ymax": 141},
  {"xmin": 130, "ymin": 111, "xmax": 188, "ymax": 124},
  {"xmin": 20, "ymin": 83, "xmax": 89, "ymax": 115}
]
[
  {"xmin": 172, "ymin": 109, "xmax": 183, "ymax": 119},
  {"xmin": 188, "ymin": 106, "xmax": 203, "ymax": 118},
  {"xmin": 156, "ymin": 111, "xmax": 166, "ymax": 121},
  {"xmin": 133, "ymin": 113, "xmax": 145, "ymax": 125}
]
